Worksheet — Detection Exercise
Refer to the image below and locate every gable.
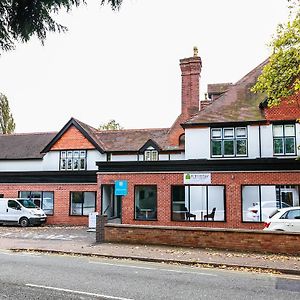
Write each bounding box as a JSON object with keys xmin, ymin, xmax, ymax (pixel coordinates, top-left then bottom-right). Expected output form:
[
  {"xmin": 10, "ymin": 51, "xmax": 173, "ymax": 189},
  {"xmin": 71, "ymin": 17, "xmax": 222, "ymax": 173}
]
[{"xmin": 50, "ymin": 125, "xmax": 95, "ymax": 151}]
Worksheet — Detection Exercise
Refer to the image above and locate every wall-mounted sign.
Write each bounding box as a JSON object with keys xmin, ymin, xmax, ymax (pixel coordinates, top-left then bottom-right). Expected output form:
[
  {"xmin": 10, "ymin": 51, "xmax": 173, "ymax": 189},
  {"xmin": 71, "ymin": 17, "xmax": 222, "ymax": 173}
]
[
  {"xmin": 184, "ymin": 173, "xmax": 211, "ymax": 185},
  {"xmin": 115, "ymin": 180, "xmax": 128, "ymax": 196}
]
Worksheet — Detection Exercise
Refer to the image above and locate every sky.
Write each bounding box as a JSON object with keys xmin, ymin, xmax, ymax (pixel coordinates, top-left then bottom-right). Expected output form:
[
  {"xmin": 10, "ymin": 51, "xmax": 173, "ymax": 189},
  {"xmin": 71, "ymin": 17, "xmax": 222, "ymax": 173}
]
[{"xmin": 0, "ymin": 0, "xmax": 291, "ymax": 133}]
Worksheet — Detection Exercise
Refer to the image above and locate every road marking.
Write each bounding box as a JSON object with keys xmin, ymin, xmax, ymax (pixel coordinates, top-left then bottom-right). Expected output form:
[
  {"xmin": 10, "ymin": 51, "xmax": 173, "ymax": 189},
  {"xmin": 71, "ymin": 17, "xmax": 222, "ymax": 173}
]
[
  {"xmin": 26, "ymin": 284, "xmax": 134, "ymax": 300},
  {"xmin": 0, "ymin": 251, "xmax": 40, "ymax": 257},
  {"xmin": 89, "ymin": 261, "xmax": 217, "ymax": 276}
]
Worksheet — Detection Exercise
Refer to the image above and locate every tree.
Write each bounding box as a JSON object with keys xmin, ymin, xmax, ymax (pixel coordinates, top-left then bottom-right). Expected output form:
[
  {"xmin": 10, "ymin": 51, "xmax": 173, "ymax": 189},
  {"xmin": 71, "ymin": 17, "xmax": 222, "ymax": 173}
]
[
  {"xmin": 0, "ymin": 0, "xmax": 122, "ymax": 52},
  {"xmin": 251, "ymin": 0, "xmax": 300, "ymax": 106},
  {"xmin": 98, "ymin": 119, "xmax": 123, "ymax": 130},
  {"xmin": 0, "ymin": 93, "xmax": 15, "ymax": 134}
]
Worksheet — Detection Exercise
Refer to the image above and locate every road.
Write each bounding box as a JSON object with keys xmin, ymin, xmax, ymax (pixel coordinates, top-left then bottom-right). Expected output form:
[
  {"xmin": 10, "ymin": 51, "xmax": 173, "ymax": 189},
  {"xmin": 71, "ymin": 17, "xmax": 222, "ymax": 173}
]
[{"xmin": 0, "ymin": 250, "xmax": 299, "ymax": 300}]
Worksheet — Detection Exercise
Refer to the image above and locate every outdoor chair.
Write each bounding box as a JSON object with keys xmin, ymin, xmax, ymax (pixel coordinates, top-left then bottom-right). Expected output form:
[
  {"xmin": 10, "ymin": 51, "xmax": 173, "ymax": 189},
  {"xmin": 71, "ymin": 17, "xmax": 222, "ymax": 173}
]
[
  {"xmin": 184, "ymin": 207, "xmax": 196, "ymax": 220},
  {"xmin": 204, "ymin": 207, "xmax": 216, "ymax": 221}
]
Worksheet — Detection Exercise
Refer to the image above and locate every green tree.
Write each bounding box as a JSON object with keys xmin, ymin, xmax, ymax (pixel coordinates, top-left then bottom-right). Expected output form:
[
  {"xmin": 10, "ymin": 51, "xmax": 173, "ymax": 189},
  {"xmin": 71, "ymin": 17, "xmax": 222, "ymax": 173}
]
[
  {"xmin": 251, "ymin": 0, "xmax": 300, "ymax": 106},
  {"xmin": 98, "ymin": 119, "xmax": 123, "ymax": 130},
  {"xmin": 0, "ymin": 93, "xmax": 15, "ymax": 134},
  {"xmin": 0, "ymin": 0, "xmax": 122, "ymax": 52}
]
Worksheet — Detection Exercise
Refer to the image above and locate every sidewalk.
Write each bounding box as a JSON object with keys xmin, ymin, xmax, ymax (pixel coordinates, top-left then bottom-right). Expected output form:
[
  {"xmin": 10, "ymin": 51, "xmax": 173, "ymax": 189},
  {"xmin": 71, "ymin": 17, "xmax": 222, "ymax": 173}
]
[{"xmin": 0, "ymin": 226, "xmax": 299, "ymax": 275}]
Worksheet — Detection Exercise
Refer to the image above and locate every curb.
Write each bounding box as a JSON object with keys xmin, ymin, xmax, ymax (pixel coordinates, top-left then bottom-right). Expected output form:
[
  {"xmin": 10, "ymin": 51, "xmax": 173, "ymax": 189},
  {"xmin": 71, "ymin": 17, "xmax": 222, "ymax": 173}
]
[{"xmin": 9, "ymin": 248, "xmax": 300, "ymax": 276}]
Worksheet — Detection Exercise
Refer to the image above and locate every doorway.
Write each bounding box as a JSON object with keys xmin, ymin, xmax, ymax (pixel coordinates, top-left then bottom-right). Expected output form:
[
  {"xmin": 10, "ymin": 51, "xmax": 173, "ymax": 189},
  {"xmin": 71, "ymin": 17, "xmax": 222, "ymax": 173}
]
[{"xmin": 101, "ymin": 185, "xmax": 122, "ymax": 222}]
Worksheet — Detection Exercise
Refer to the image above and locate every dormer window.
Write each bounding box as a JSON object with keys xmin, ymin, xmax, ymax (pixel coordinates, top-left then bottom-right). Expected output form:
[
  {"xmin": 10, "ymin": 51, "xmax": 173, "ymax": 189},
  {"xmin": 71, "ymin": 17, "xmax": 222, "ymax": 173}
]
[
  {"xmin": 144, "ymin": 150, "xmax": 158, "ymax": 161},
  {"xmin": 60, "ymin": 150, "xmax": 87, "ymax": 171}
]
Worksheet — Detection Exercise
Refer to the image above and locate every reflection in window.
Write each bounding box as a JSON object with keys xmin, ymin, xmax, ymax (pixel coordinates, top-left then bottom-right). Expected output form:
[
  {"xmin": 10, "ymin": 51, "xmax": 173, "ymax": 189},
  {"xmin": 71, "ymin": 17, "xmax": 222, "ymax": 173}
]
[
  {"xmin": 70, "ymin": 192, "xmax": 96, "ymax": 216},
  {"xmin": 60, "ymin": 150, "xmax": 87, "ymax": 171},
  {"xmin": 171, "ymin": 185, "xmax": 225, "ymax": 222},
  {"xmin": 135, "ymin": 186, "xmax": 157, "ymax": 220},
  {"xmin": 211, "ymin": 127, "xmax": 247, "ymax": 157},
  {"xmin": 19, "ymin": 191, "xmax": 54, "ymax": 215},
  {"xmin": 273, "ymin": 124, "xmax": 296, "ymax": 155},
  {"xmin": 242, "ymin": 185, "xmax": 300, "ymax": 222}
]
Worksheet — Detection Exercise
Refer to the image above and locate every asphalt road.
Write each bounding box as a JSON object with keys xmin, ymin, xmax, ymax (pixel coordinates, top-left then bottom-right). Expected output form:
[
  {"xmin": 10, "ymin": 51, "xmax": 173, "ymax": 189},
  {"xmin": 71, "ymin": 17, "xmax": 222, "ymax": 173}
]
[{"xmin": 0, "ymin": 250, "xmax": 299, "ymax": 300}]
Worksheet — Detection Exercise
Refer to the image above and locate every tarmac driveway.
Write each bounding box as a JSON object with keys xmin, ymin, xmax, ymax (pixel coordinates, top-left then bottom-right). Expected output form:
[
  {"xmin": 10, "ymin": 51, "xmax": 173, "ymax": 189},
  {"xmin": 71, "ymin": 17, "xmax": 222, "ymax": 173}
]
[{"xmin": 0, "ymin": 225, "xmax": 95, "ymax": 243}]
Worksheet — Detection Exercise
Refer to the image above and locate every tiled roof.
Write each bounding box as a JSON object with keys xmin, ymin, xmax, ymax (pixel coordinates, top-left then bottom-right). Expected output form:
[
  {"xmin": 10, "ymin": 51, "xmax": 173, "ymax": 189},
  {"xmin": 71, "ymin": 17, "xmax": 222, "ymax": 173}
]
[
  {"xmin": 95, "ymin": 128, "xmax": 173, "ymax": 152},
  {"xmin": 184, "ymin": 59, "xmax": 269, "ymax": 126},
  {"xmin": 0, "ymin": 132, "xmax": 56, "ymax": 160}
]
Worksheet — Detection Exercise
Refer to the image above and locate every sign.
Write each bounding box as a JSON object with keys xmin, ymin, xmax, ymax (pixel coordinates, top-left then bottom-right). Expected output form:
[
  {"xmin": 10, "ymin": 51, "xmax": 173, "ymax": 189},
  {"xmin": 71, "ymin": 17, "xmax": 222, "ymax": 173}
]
[
  {"xmin": 115, "ymin": 180, "xmax": 128, "ymax": 196},
  {"xmin": 184, "ymin": 173, "xmax": 211, "ymax": 185}
]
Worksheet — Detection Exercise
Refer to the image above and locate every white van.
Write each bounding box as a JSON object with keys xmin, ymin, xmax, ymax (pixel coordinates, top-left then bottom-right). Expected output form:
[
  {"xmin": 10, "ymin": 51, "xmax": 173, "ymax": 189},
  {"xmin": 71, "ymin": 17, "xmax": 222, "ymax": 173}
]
[{"xmin": 0, "ymin": 198, "xmax": 47, "ymax": 227}]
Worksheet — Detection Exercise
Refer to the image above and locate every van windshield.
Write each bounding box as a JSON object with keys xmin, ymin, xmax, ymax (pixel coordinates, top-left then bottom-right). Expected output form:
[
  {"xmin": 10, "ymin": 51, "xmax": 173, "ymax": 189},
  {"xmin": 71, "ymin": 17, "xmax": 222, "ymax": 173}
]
[{"xmin": 18, "ymin": 199, "xmax": 38, "ymax": 208}]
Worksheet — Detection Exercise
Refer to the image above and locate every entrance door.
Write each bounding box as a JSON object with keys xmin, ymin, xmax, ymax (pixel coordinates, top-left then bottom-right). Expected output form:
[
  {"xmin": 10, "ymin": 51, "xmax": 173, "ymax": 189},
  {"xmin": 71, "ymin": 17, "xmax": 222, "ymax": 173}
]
[{"xmin": 101, "ymin": 185, "xmax": 122, "ymax": 221}]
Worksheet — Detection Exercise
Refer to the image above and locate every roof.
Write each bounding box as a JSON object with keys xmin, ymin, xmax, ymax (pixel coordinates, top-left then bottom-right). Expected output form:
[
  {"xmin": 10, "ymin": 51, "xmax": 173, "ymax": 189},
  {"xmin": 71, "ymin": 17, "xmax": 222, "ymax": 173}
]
[
  {"xmin": 0, "ymin": 132, "xmax": 56, "ymax": 160},
  {"xmin": 184, "ymin": 59, "xmax": 269, "ymax": 126}
]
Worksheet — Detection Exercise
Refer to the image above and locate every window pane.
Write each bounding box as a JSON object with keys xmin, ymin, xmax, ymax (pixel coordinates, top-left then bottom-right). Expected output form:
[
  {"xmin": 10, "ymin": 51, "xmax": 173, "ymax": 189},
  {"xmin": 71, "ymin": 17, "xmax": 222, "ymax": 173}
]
[
  {"xmin": 67, "ymin": 151, "xmax": 73, "ymax": 158},
  {"xmin": 82, "ymin": 192, "xmax": 96, "ymax": 215},
  {"xmin": 284, "ymin": 125, "xmax": 295, "ymax": 136},
  {"xmin": 286, "ymin": 209, "xmax": 300, "ymax": 219},
  {"xmin": 135, "ymin": 186, "xmax": 157, "ymax": 220},
  {"xmin": 212, "ymin": 140, "xmax": 222, "ymax": 156},
  {"xmin": 189, "ymin": 186, "xmax": 207, "ymax": 221},
  {"xmin": 211, "ymin": 129, "xmax": 221, "ymax": 138},
  {"xmin": 70, "ymin": 192, "xmax": 83, "ymax": 215},
  {"xmin": 42, "ymin": 192, "xmax": 54, "ymax": 215},
  {"xmin": 171, "ymin": 186, "xmax": 186, "ymax": 221},
  {"xmin": 73, "ymin": 151, "xmax": 79, "ymax": 158},
  {"xmin": 285, "ymin": 137, "xmax": 295, "ymax": 154},
  {"xmin": 261, "ymin": 186, "xmax": 277, "ymax": 221},
  {"xmin": 19, "ymin": 191, "xmax": 31, "ymax": 198},
  {"xmin": 80, "ymin": 151, "xmax": 86, "ymax": 158},
  {"xmin": 242, "ymin": 186, "xmax": 260, "ymax": 222},
  {"xmin": 236, "ymin": 127, "xmax": 246, "ymax": 138},
  {"xmin": 61, "ymin": 151, "xmax": 66, "ymax": 158},
  {"xmin": 236, "ymin": 139, "xmax": 247, "ymax": 155},
  {"xmin": 273, "ymin": 125, "xmax": 283, "ymax": 137},
  {"xmin": 223, "ymin": 128, "xmax": 234, "ymax": 138},
  {"xmin": 80, "ymin": 158, "xmax": 86, "ymax": 170},
  {"xmin": 67, "ymin": 159, "xmax": 72, "ymax": 170},
  {"xmin": 207, "ymin": 186, "xmax": 225, "ymax": 221},
  {"xmin": 224, "ymin": 140, "xmax": 234, "ymax": 156},
  {"xmin": 73, "ymin": 159, "xmax": 79, "ymax": 170},
  {"xmin": 273, "ymin": 138, "xmax": 284, "ymax": 154},
  {"xmin": 60, "ymin": 159, "xmax": 66, "ymax": 170}
]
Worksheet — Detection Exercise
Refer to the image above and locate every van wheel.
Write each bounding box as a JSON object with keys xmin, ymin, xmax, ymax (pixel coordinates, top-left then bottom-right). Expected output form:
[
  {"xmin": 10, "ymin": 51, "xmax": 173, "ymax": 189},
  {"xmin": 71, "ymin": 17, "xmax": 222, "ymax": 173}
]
[{"xmin": 19, "ymin": 217, "xmax": 29, "ymax": 227}]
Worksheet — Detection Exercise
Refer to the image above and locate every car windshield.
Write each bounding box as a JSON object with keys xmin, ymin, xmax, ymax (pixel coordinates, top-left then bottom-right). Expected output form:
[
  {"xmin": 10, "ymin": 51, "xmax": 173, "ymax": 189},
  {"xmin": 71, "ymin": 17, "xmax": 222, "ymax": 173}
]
[{"xmin": 18, "ymin": 199, "xmax": 38, "ymax": 208}]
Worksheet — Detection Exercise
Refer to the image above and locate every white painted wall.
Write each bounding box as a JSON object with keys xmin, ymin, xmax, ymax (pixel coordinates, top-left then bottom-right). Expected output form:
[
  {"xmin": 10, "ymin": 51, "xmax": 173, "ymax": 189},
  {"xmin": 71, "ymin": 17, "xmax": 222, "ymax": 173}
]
[
  {"xmin": 170, "ymin": 152, "xmax": 185, "ymax": 160},
  {"xmin": 185, "ymin": 128, "xmax": 210, "ymax": 159},
  {"xmin": 87, "ymin": 150, "xmax": 105, "ymax": 170},
  {"xmin": 112, "ymin": 154, "xmax": 138, "ymax": 161},
  {"xmin": 260, "ymin": 125, "xmax": 273, "ymax": 157},
  {"xmin": 0, "ymin": 160, "xmax": 42, "ymax": 171},
  {"xmin": 248, "ymin": 126, "xmax": 260, "ymax": 158},
  {"xmin": 42, "ymin": 151, "xmax": 60, "ymax": 170}
]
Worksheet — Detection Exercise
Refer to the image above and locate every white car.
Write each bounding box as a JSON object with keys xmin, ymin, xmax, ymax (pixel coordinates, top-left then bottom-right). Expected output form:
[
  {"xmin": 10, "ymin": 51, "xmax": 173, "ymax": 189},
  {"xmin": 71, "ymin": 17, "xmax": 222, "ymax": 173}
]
[
  {"xmin": 246, "ymin": 201, "xmax": 290, "ymax": 221},
  {"xmin": 263, "ymin": 206, "xmax": 300, "ymax": 232}
]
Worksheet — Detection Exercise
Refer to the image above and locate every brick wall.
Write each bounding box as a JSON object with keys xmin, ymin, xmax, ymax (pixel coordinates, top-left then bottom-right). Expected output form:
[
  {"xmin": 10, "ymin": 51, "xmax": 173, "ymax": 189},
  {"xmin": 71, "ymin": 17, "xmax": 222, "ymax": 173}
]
[
  {"xmin": 98, "ymin": 171, "xmax": 300, "ymax": 230},
  {"xmin": 0, "ymin": 183, "xmax": 98, "ymax": 225},
  {"xmin": 105, "ymin": 224, "xmax": 300, "ymax": 255},
  {"xmin": 51, "ymin": 125, "xmax": 95, "ymax": 150}
]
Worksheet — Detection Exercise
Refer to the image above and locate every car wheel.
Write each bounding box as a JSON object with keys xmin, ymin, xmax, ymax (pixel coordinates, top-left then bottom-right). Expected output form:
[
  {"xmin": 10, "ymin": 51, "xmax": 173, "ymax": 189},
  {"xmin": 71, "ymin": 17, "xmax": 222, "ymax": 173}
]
[{"xmin": 19, "ymin": 217, "xmax": 29, "ymax": 227}]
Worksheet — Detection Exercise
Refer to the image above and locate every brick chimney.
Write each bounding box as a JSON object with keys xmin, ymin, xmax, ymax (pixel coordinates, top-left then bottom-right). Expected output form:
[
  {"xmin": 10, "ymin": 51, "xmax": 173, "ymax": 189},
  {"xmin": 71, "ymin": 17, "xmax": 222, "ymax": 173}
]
[
  {"xmin": 168, "ymin": 48, "xmax": 202, "ymax": 146},
  {"xmin": 179, "ymin": 47, "xmax": 202, "ymax": 116}
]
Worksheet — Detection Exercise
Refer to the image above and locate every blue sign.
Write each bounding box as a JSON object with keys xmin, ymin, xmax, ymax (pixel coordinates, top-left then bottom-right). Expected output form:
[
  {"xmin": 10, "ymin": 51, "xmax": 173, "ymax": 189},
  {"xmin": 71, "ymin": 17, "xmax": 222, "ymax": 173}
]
[{"xmin": 115, "ymin": 180, "xmax": 128, "ymax": 196}]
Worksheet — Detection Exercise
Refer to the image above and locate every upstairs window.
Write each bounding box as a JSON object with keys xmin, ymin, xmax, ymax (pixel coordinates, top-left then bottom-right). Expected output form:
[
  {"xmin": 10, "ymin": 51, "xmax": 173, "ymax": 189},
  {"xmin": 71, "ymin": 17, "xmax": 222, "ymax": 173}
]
[
  {"xmin": 144, "ymin": 150, "xmax": 158, "ymax": 161},
  {"xmin": 273, "ymin": 124, "xmax": 296, "ymax": 155},
  {"xmin": 60, "ymin": 150, "xmax": 87, "ymax": 170},
  {"xmin": 211, "ymin": 127, "xmax": 247, "ymax": 157}
]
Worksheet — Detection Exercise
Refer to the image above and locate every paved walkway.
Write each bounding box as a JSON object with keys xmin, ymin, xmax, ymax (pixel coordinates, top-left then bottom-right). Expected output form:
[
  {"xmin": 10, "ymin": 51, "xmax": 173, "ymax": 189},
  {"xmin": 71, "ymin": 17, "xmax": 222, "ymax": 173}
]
[{"xmin": 0, "ymin": 226, "xmax": 299, "ymax": 275}]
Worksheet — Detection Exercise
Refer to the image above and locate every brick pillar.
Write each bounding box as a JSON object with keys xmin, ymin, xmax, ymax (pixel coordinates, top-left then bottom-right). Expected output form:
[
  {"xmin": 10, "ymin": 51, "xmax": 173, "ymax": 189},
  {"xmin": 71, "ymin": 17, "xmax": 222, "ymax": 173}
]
[{"xmin": 95, "ymin": 215, "xmax": 108, "ymax": 243}]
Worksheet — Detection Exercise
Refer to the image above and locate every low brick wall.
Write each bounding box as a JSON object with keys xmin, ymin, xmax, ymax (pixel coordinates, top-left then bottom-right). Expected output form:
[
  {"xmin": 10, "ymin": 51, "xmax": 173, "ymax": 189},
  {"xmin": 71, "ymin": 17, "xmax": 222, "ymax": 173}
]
[{"xmin": 105, "ymin": 224, "xmax": 300, "ymax": 255}]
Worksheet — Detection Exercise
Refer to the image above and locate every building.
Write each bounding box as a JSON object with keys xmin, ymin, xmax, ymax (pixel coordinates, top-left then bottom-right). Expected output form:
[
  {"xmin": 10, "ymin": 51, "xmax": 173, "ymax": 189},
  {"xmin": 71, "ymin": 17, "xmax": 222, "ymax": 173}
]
[{"xmin": 1, "ymin": 50, "xmax": 300, "ymax": 229}]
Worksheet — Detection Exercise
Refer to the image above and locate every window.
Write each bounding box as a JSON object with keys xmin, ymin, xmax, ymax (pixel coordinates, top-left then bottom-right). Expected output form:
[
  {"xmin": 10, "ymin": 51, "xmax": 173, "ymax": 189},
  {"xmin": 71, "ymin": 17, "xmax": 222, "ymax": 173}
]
[
  {"xmin": 19, "ymin": 191, "xmax": 54, "ymax": 215},
  {"xmin": 60, "ymin": 150, "xmax": 87, "ymax": 171},
  {"xmin": 211, "ymin": 127, "xmax": 247, "ymax": 157},
  {"xmin": 135, "ymin": 186, "xmax": 157, "ymax": 220},
  {"xmin": 273, "ymin": 124, "xmax": 296, "ymax": 155},
  {"xmin": 171, "ymin": 185, "xmax": 225, "ymax": 221},
  {"xmin": 144, "ymin": 150, "xmax": 158, "ymax": 161},
  {"xmin": 242, "ymin": 185, "xmax": 300, "ymax": 222},
  {"xmin": 70, "ymin": 192, "xmax": 96, "ymax": 216}
]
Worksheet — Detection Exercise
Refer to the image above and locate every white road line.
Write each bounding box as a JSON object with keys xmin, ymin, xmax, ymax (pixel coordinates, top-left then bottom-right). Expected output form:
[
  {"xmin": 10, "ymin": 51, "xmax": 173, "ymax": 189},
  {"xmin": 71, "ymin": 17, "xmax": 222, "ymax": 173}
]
[
  {"xmin": 89, "ymin": 261, "xmax": 217, "ymax": 276},
  {"xmin": 0, "ymin": 251, "xmax": 40, "ymax": 257},
  {"xmin": 26, "ymin": 284, "xmax": 134, "ymax": 300}
]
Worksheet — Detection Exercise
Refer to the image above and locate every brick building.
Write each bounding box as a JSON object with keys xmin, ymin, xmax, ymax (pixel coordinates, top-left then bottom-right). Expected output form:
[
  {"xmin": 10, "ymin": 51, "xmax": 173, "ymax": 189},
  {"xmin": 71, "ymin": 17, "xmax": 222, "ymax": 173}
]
[{"xmin": 1, "ymin": 50, "xmax": 300, "ymax": 229}]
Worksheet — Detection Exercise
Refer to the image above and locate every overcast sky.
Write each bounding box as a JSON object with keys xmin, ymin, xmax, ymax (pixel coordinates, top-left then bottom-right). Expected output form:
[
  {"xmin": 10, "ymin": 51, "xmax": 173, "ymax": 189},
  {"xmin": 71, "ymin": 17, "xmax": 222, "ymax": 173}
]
[{"xmin": 0, "ymin": 0, "xmax": 290, "ymax": 133}]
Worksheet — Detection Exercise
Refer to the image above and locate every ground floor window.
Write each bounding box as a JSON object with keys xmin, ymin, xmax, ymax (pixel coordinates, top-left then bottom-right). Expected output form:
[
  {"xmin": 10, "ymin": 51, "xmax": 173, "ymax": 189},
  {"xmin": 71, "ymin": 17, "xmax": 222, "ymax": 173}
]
[
  {"xmin": 171, "ymin": 185, "xmax": 225, "ymax": 221},
  {"xmin": 19, "ymin": 191, "xmax": 54, "ymax": 215},
  {"xmin": 135, "ymin": 185, "xmax": 157, "ymax": 220},
  {"xmin": 70, "ymin": 192, "xmax": 96, "ymax": 216},
  {"xmin": 242, "ymin": 185, "xmax": 300, "ymax": 222}
]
